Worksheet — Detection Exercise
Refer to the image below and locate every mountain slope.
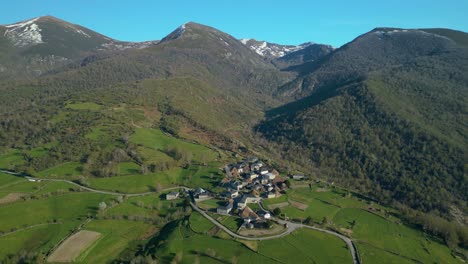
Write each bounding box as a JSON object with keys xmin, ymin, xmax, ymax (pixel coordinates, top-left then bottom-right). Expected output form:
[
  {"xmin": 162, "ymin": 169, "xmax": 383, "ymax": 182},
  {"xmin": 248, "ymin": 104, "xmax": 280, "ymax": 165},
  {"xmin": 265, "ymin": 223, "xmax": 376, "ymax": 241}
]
[
  {"xmin": 0, "ymin": 16, "xmax": 158, "ymax": 78},
  {"xmin": 0, "ymin": 21, "xmax": 292, "ymax": 162},
  {"xmin": 276, "ymin": 28, "xmax": 460, "ymax": 99},
  {"xmin": 258, "ymin": 28, "xmax": 468, "ymax": 215}
]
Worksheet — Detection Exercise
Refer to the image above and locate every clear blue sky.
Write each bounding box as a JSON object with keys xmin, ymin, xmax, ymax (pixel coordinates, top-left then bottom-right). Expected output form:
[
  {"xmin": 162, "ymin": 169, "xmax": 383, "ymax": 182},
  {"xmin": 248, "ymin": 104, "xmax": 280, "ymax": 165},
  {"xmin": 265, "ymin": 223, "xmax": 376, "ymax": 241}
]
[{"xmin": 1, "ymin": 0, "xmax": 467, "ymax": 47}]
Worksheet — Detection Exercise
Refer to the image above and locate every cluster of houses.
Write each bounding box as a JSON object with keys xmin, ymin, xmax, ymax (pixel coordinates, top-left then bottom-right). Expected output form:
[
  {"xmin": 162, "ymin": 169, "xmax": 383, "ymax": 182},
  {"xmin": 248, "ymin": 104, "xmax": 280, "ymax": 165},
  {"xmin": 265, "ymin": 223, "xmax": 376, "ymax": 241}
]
[
  {"xmin": 216, "ymin": 157, "xmax": 286, "ymax": 229},
  {"xmin": 164, "ymin": 156, "xmax": 295, "ymax": 230}
]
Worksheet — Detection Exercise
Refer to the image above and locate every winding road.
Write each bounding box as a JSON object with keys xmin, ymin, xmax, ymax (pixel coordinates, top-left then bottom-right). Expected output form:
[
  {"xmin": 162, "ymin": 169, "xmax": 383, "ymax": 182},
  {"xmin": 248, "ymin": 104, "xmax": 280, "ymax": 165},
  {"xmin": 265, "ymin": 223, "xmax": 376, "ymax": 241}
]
[{"xmin": 0, "ymin": 169, "xmax": 359, "ymax": 264}]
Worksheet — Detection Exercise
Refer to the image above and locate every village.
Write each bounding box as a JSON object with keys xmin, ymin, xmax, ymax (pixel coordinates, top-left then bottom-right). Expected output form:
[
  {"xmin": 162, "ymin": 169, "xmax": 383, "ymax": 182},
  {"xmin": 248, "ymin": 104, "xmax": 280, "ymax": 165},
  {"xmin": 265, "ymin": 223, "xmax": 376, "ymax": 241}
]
[{"xmin": 166, "ymin": 156, "xmax": 306, "ymax": 232}]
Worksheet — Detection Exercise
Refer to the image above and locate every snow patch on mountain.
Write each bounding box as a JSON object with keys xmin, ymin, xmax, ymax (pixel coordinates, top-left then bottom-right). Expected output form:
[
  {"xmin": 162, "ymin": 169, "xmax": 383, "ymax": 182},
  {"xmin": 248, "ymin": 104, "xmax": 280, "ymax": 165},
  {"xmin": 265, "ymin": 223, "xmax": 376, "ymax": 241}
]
[
  {"xmin": 240, "ymin": 39, "xmax": 315, "ymax": 58},
  {"xmin": 4, "ymin": 17, "xmax": 44, "ymax": 47},
  {"xmin": 75, "ymin": 29, "xmax": 91, "ymax": 38},
  {"xmin": 240, "ymin": 38, "xmax": 251, "ymax": 45}
]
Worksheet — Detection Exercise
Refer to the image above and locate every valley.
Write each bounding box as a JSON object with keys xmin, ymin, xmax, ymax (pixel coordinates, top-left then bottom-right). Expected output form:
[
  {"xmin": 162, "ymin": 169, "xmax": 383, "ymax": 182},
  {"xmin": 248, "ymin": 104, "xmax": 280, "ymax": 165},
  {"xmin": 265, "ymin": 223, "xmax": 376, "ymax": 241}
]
[{"xmin": 0, "ymin": 14, "xmax": 466, "ymax": 263}]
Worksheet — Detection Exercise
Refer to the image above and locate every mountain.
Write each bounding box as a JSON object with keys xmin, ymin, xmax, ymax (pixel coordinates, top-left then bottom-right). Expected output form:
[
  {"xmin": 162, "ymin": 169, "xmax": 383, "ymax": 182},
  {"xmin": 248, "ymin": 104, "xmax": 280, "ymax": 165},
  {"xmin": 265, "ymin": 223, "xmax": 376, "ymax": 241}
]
[
  {"xmin": 275, "ymin": 28, "xmax": 462, "ymax": 99},
  {"xmin": 258, "ymin": 28, "xmax": 468, "ymax": 215},
  {"xmin": 239, "ymin": 38, "xmax": 314, "ymax": 59},
  {"xmin": 0, "ymin": 16, "xmax": 467, "ymax": 261},
  {"xmin": 0, "ymin": 16, "xmax": 158, "ymax": 78},
  {"xmin": 0, "ymin": 21, "xmax": 292, "ymax": 159}
]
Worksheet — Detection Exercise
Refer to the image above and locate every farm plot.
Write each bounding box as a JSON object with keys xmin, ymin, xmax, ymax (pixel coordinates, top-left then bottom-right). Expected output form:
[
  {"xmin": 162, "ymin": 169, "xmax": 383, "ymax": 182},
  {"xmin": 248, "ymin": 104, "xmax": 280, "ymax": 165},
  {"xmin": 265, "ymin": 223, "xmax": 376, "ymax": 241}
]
[
  {"xmin": 47, "ymin": 230, "xmax": 101, "ymax": 263},
  {"xmin": 0, "ymin": 193, "xmax": 26, "ymax": 205}
]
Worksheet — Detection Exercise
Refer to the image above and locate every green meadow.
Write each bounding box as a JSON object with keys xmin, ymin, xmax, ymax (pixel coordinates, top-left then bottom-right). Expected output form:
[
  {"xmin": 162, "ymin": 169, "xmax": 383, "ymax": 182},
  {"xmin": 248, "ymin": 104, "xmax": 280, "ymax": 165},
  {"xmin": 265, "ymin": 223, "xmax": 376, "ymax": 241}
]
[
  {"xmin": 130, "ymin": 128, "xmax": 218, "ymax": 162},
  {"xmin": 263, "ymin": 186, "xmax": 460, "ymax": 263},
  {"xmin": 78, "ymin": 220, "xmax": 153, "ymax": 263}
]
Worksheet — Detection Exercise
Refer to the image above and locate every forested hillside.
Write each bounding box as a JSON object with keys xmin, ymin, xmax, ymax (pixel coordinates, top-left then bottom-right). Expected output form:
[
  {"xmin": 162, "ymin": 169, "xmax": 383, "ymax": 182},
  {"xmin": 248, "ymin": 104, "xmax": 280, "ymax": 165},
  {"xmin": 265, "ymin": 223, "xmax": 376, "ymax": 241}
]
[{"xmin": 258, "ymin": 29, "xmax": 468, "ymax": 217}]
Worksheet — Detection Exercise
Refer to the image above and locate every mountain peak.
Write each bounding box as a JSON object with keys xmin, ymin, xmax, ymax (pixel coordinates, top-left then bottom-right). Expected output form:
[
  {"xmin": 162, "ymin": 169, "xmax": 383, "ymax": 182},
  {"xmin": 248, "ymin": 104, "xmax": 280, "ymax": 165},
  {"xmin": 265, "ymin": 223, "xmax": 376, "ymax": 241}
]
[{"xmin": 3, "ymin": 17, "xmax": 45, "ymax": 47}]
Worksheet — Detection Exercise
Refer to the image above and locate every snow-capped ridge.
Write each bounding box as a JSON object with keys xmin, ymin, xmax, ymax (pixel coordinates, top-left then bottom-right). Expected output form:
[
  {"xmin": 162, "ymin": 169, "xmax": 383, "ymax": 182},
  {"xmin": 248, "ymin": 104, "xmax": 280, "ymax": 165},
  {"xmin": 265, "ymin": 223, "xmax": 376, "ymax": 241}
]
[
  {"xmin": 239, "ymin": 39, "xmax": 316, "ymax": 58},
  {"xmin": 4, "ymin": 17, "xmax": 43, "ymax": 47}
]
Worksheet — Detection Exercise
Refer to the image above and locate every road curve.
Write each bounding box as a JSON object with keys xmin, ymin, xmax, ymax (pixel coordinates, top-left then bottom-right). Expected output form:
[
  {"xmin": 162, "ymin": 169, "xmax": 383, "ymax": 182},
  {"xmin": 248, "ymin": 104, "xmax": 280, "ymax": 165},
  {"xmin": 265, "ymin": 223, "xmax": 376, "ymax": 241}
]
[{"xmin": 1, "ymin": 169, "xmax": 359, "ymax": 263}]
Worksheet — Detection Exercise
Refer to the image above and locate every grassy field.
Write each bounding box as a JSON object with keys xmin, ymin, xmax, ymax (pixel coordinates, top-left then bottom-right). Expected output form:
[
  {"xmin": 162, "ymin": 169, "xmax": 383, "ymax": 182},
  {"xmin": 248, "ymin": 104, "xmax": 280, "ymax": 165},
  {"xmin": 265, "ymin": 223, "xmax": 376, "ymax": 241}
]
[
  {"xmin": 0, "ymin": 149, "xmax": 25, "ymax": 169},
  {"xmin": 151, "ymin": 219, "xmax": 272, "ymax": 263},
  {"xmin": 263, "ymin": 186, "xmax": 460, "ymax": 264},
  {"xmin": 0, "ymin": 192, "xmax": 112, "ymax": 233},
  {"xmin": 333, "ymin": 208, "xmax": 459, "ymax": 264},
  {"xmin": 0, "ymin": 171, "xmax": 25, "ymax": 188},
  {"xmin": 105, "ymin": 192, "xmax": 183, "ymax": 219},
  {"xmin": 88, "ymin": 162, "xmax": 223, "ymax": 193},
  {"xmin": 197, "ymin": 198, "xmax": 224, "ymax": 210},
  {"xmin": 87, "ymin": 168, "xmax": 183, "ymax": 193},
  {"xmin": 189, "ymin": 212, "xmax": 215, "ymax": 233},
  {"xmin": 258, "ymin": 229, "xmax": 352, "ymax": 264},
  {"xmin": 85, "ymin": 127, "xmax": 108, "ymax": 140},
  {"xmin": 117, "ymin": 162, "xmax": 141, "ymax": 176},
  {"xmin": 152, "ymin": 216, "xmax": 353, "ymax": 264},
  {"xmin": 130, "ymin": 128, "xmax": 218, "ymax": 162},
  {"xmin": 0, "ymin": 222, "xmax": 78, "ymax": 260},
  {"xmin": 79, "ymin": 220, "xmax": 154, "ymax": 263},
  {"xmin": 356, "ymin": 242, "xmax": 415, "ymax": 264},
  {"xmin": 37, "ymin": 162, "xmax": 83, "ymax": 178}
]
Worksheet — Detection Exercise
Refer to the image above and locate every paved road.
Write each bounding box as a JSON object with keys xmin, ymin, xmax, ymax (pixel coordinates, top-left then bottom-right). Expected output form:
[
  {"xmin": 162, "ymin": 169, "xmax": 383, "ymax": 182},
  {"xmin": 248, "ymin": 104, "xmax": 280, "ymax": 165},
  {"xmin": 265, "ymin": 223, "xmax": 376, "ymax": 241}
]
[{"xmin": 1, "ymin": 169, "xmax": 359, "ymax": 263}]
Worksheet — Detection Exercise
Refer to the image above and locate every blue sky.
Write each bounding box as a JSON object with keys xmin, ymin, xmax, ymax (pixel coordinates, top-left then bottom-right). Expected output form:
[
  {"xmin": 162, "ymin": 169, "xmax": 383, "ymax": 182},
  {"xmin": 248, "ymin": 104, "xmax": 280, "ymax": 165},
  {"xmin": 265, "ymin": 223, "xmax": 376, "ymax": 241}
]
[{"xmin": 1, "ymin": 0, "xmax": 467, "ymax": 47}]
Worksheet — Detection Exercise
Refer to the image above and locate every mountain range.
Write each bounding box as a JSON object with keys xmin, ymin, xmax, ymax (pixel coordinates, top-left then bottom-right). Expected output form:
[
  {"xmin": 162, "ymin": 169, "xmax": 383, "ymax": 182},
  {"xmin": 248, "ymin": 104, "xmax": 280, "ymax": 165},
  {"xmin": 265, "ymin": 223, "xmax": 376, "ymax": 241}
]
[{"xmin": 0, "ymin": 16, "xmax": 467, "ymax": 223}]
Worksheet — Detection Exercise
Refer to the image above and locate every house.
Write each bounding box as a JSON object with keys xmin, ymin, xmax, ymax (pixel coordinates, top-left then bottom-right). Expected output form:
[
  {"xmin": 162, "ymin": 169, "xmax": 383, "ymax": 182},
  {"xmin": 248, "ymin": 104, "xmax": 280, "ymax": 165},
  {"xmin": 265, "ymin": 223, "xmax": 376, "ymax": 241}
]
[
  {"xmin": 166, "ymin": 191, "xmax": 180, "ymax": 200},
  {"xmin": 261, "ymin": 175, "xmax": 270, "ymax": 185},
  {"xmin": 267, "ymin": 191, "xmax": 276, "ymax": 199},
  {"xmin": 292, "ymin": 175, "xmax": 305, "ymax": 181},
  {"xmin": 260, "ymin": 168, "xmax": 269, "ymax": 175},
  {"xmin": 265, "ymin": 172, "xmax": 276, "ymax": 180},
  {"xmin": 250, "ymin": 162, "xmax": 263, "ymax": 172},
  {"xmin": 230, "ymin": 167, "xmax": 240, "ymax": 178},
  {"xmin": 257, "ymin": 210, "xmax": 271, "ymax": 219},
  {"xmin": 217, "ymin": 202, "xmax": 233, "ymax": 215},
  {"xmin": 240, "ymin": 206, "xmax": 259, "ymax": 223},
  {"xmin": 237, "ymin": 194, "xmax": 262, "ymax": 210},
  {"xmin": 237, "ymin": 198, "xmax": 247, "ymax": 210},
  {"xmin": 194, "ymin": 189, "xmax": 211, "ymax": 201},
  {"xmin": 230, "ymin": 181, "xmax": 244, "ymax": 191},
  {"xmin": 244, "ymin": 172, "xmax": 259, "ymax": 180},
  {"xmin": 244, "ymin": 195, "xmax": 262, "ymax": 204},
  {"xmin": 223, "ymin": 189, "xmax": 239, "ymax": 199}
]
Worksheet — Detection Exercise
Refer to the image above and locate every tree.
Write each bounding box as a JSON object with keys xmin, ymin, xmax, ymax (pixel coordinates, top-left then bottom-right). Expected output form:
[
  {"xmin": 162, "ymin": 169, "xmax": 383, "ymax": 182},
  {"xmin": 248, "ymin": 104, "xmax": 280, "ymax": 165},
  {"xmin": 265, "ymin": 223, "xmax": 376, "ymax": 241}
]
[
  {"xmin": 140, "ymin": 164, "xmax": 148, "ymax": 175},
  {"xmin": 98, "ymin": 201, "xmax": 107, "ymax": 211},
  {"xmin": 305, "ymin": 216, "xmax": 313, "ymax": 225},
  {"xmin": 156, "ymin": 182, "xmax": 163, "ymax": 192},
  {"xmin": 285, "ymin": 179, "xmax": 291, "ymax": 188},
  {"xmin": 273, "ymin": 207, "xmax": 281, "ymax": 216},
  {"xmin": 322, "ymin": 216, "xmax": 329, "ymax": 225}
]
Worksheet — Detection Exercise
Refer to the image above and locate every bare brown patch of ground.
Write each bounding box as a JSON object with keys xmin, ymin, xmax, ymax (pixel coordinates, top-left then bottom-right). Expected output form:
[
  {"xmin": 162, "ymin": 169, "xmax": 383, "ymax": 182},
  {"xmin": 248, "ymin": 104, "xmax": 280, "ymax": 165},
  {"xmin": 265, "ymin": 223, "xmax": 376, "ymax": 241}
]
[
  {"xmin": 47, "ymin": 230, "xmax": 101, "ymax": 263},
  {"xmin": 140, "ymin": 226, "xmax": 159, "ymax": 239},
  {"xmin": 267, "ymin": 202, "xmax": 289, "ymax": 210},
  {"xmin": 207, "ymin": 226, "xmax": 220, "ymax": 236},
  {"xmin": 289, "ymin": 199, "xmax": 308, "ymax": 211},
  {"xmin": 0, "ymin": 193, "xmax": 26, "ymax": 205}
]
